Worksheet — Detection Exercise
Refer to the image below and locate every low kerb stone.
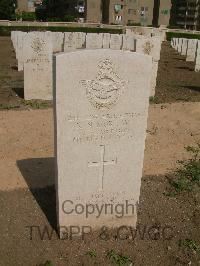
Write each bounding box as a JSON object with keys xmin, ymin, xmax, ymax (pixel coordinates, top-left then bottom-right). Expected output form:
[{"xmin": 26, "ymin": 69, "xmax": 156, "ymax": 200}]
[{"xmin": 54, "ymin": 49, "xmax": 152, "ymax": 238}]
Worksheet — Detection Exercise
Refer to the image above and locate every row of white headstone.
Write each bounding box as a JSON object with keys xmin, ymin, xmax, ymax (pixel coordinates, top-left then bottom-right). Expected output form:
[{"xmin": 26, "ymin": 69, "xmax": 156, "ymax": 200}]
[
  {"xmin": 11, "ymin": 31, "xmax": 162, "ymax": 100},
  {"xmin": 171, "ymin": 37, "xmax": 200, "ymax": 72},
  {"xmin": 11, "ymin": 30, "xmax": 159, "ymax": 236}
]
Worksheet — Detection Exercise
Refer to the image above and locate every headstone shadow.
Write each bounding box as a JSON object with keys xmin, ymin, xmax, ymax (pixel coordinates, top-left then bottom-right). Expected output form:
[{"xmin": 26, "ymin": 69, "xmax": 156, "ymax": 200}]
[
  {"xmin": 17, "ymin": 157, "xmax": 57, "ymax": 231},
  {"xmin": 181, "ymin": 85, "xmax": 200, "ymax": 93}
]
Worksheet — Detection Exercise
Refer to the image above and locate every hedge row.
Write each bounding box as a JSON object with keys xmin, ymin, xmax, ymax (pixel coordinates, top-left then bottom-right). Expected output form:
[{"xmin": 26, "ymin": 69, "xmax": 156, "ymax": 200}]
[
  {"xmin": 166, "ymin": 31, "xmax": 200, "ymax": 41},
  {"xmin": 0, "ymin": 26, "xmax": 123, "ymax": 36}
]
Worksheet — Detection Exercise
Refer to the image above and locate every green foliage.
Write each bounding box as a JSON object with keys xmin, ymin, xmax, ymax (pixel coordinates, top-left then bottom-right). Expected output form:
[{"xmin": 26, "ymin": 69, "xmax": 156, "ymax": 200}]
[
  {"xmin": 22, "ymin": 100, "xmax": 51, "ymax": 109},
  {"xmin": 0, "ymin": 25, "xmax": 122, "ymax": 36},
  {"xmin": 149, "ymin": 96, "xmax": 159, "ymax": 104},
  {"xmin": 21, "ymin": 12, "xmax": 36, "ymax": 21},
  {"xmin": 166, "ymin": 32, "xmax": 200, "ymax": 41},
  {"xmin": 179, "ymin": 239, "xmax": 200, "ymax": 254},
  {"xmin": 127, "ymin": 22, "xmax": 141, "ymax": 26},
  {"xmin": 0, "ymin": 103, "xmax": 20, "ymax": 110},
  {"xmin": 0, "ymin": 0, "xmax": 15, "ymax": 20},
  {"xmin": 37, "ymin": 0, "xmax": 78, "ymax": 21},
  {"xmin": 63, "ymin": 14, "xmax": 75, "ymax": 22},
  {"xmin": 86, "ymin": 249, "xmax": 97, "ymax": 258},
  {"xmin": 107, "ymin": 250, "xmax": 133, "ymax": 266},
  {"xmin": 168, "ymin": 143, "xmax": 200, "ymax": 195}
]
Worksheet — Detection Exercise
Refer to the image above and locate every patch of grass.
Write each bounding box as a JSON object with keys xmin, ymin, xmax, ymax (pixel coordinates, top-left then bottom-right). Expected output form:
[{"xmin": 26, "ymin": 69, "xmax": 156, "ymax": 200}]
[
  {"xmin": 86, "ymin": 249, "xmax": 97, "ymax": 258},
  {"xmin": 167, "ymin": 143, "xmax": 200, "ymax": 196},
  {"xmin": 107, "ymin": 250, "xmax": 133, "ymax": 266},
  {"xmin": 22, "ymin": 100, "xmax": 52, "ymax": 109},
  {"xmin": 0, "ymin": 103, "xmax": 21, "ymax": 110},
  {"xmin": 0, "ymin": 100, "xmax": 52, "ymax": 110},
  {"xmin": 38, "ymin": 261, "xmax": 53, "ymax": 266},
  {"xmin": 179, "ymin": 239, "xmax": 200, "ymax": 254},
  {"xmin": 149, "ymin": 96, "xmax": 159, "ymax": 104}
]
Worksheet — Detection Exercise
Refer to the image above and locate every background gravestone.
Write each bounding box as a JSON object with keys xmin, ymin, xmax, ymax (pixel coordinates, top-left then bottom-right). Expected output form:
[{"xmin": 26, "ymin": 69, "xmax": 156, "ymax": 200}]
[
  {"xmin": 23, "ymin": 32, "xmax": 53, "ymax": 100},
  {"xmin": 110, "ymin": 34, "xmax": 122, "ymax": 50},
  {"xmin": 136, "ymin": 36, "xmax": 161, "ymax": 96},
  {"xmin": 186, "ymin": 39, "xmax": 198, "ymax": 62},
  {"xmin": 86, "ymin": 33, "xmax": 103, "ymax": 49},
  {"xmin": 54, "ymin": 49, "xmax": 152, "ymax": 237},
  {"xmin": 181, "ymin": 39, "xmax": 188, "ymax": 56}
]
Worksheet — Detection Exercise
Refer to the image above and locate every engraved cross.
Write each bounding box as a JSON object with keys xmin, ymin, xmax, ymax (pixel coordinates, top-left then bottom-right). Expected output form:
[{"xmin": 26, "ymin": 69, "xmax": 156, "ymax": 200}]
[{"xmin": 88, "ymin": 145, "xmax": 117, "ymax": 190}]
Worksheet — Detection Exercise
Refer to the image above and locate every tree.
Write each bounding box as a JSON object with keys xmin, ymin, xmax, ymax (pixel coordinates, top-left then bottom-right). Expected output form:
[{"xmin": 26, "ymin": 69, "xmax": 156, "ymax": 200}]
[
  {"xmin": 0, "ymin": 0, "xmax": 15, "ymax": 20},
  {"xmin": 36, "ymin": 0, "xmax": 77, "ymax": 21}
]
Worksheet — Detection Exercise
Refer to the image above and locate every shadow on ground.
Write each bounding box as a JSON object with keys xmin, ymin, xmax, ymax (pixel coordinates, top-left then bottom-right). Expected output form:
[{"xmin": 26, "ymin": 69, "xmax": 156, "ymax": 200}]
[
  {"xmin": 181, "ymin": 85, "xmax": 200, "ymax": 93},
  {"xmin": 17, "ymin": 157, "xmax": 57, "ymax": 230}
]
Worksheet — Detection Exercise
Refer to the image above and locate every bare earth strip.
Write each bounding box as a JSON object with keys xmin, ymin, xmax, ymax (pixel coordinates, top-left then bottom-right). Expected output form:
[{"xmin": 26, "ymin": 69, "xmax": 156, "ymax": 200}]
[{"xmin": 0, "ymin": 102, "xmax": 199, "ymax": 191}]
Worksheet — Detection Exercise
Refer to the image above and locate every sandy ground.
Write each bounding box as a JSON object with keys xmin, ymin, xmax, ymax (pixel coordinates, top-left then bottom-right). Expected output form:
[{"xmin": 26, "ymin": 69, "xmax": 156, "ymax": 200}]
[{"xmin": 0, "ymin": 102, "xmax": 199, "ymax": 191}]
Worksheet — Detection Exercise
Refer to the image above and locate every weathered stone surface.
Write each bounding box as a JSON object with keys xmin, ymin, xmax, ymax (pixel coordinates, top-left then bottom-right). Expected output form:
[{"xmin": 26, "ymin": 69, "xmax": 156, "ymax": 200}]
[
  {"xmin": 178, "ymin": 38, "xmax": 183, "ymax": 53},
  {"xmin": 75, "ymin": 32, "xmax": 86, "ymax": 49},
  {"xmin": 186, "ymin": 39, "xmax": 198, "ymax": 62},
  {"xmin": 52, "ymin": 32, "xmax": 64, "ymax": 53},
  {"xmin": 86, "ymin": 33, "xmax": 103, "ymax": 49},
  {"xmin": 54, "ymin": 49, "xmax": 152, "ymax": 237},
  {"xmin": 102, "ymin": 33, "xmax": 110, "ymax": 49},
  {"xmin": 122, "ymin": 35, "xmax": 136, "ymax": 51},
  {"xmin": 181, "ymin": 38, "xmax": 188, "ymax": 56},
  {"xmin": 136, "ymin": 36, "xmax": 161, "ymax": 61},
  {"xmin": 64, "ymin": 32, "xmax": 77, "ymax": 52},
  {"xmin": 110, "ymin": 34, "xmax": 123, "ymax": 50}
]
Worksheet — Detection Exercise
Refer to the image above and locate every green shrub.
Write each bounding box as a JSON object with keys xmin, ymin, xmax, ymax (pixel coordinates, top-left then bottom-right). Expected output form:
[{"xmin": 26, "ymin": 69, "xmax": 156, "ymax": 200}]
[
  {"xmin": 0, "ymin": 25, "xmax": 123, "ymax": 36},
  {"xmin": 166, "ymin": 31, "xmax": 200, "ymax": 41},
  {"xmin": 21, "ymin": 12, "xmax": 36, "ymax": 21},
  {"xmin": 167, "ymin": 143, "xmax": 200, "ymax": 195},
  {"xmin": 63, "ymin": 14, "xmax": 75, "ymax": 22}
]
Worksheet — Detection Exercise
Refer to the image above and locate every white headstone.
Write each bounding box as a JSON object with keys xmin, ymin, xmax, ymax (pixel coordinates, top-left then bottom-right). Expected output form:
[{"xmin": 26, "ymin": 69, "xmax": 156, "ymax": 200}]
[
  {"xmin": 102, "ymin": 33, "xmax": 110, "ymax": 49},
  {"xmin": 178, "ymin": 38, "xmax": 183, "ymax": 53},
  {"xmin": 135, "ymin": 36, "xmax": 161, "ymax": 96},
  {"xmin": 186, "ymin": 39, "xmax": 198, "ymax": 62},
  {"xmin": 75, "ymin": 32, "xmax": 86, "ymax": 49},
  {"xmin": 195, "ymin": 41, "xmax": 200, "ymax": 72},
  {"xmin": 86, "ymin": 33, "xmax": 103, "ymax": 49},
  {"xmin": 175, "ymin": 38, "xmax": 179, "ymax": 51},
  {"xmin": 16, "ymin": 31, "xmax": 26, "ymax": 71},
  {"xmin": 64, "ymin": 32, "xmax": 77, "ymax": 52},
  {"xmin": 52, "ymin": 32, "xmax": 64, "ymax": 53},
  {"xmin": 23, "ymin": 32, "xmax": 53, "ymax": 100},
  {"xmin": 136, "ymin": 36, "xmax": 161, "ymax": 62},
  {"xmin": 181, "ymin": 38, "xmax": 188, "ymax": 56},
  {"xmin": 110, "ymin": 34, "xmax": 123, "ymax": 50},
  {"xmin": 122, "ymin": 35, "xmax": 136, "ymax": 51},
  {"xmin": 54, "ymin": 49, "xmax": 152, "ymax": 237}
]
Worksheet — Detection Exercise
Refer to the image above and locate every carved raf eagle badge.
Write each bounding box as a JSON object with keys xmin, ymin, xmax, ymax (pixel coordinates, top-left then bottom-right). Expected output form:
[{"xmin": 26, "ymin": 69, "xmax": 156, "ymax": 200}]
[{"xmin": 81, "ymin": 59, "xmax": 127, "ymax": 109}]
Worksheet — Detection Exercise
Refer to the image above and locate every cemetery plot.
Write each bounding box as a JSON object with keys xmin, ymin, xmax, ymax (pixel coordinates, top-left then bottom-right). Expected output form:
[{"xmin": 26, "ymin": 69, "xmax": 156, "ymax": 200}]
[{"xmin": 0, "ymin": 32, "xmax": 199, "ymax": 266}]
